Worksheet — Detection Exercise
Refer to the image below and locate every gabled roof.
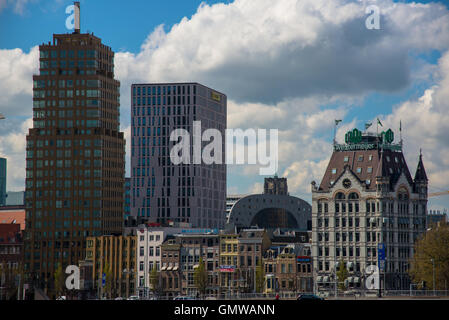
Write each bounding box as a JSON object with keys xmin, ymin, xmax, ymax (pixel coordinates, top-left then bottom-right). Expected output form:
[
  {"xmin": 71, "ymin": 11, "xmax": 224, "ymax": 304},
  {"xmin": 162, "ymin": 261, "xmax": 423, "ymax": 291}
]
[{"xmin": 317, "ymin": 148, "xmax": 414, "ymax": 192}]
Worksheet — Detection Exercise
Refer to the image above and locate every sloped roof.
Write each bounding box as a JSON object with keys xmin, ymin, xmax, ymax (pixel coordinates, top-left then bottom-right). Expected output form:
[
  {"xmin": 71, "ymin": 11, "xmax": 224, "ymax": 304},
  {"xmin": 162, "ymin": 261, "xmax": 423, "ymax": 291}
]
[
  {"xmin": 0, "ymin": 209, "xmax": 25, "ymax": 230},
  {"xmin": 318, "ymin": 148, "xmax": 414, "ymax": 192},
  {"xmin": 414, "ymin": 153, "xmax": 428, "ymax": 182}
]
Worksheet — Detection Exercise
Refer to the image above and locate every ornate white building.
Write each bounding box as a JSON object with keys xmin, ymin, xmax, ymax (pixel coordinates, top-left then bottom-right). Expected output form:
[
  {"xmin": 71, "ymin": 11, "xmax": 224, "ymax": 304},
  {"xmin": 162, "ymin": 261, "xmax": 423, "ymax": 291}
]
[{"xmin": 311, "ymin": 129, "xmax": 428, "ymax": 292}]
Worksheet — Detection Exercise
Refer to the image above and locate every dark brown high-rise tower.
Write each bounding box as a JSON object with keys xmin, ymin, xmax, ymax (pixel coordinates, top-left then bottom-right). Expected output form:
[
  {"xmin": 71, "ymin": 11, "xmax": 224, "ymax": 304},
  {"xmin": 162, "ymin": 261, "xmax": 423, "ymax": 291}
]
[{"xmin": 23, "ymin": 8, "xmax": 125, "ymax": 293}]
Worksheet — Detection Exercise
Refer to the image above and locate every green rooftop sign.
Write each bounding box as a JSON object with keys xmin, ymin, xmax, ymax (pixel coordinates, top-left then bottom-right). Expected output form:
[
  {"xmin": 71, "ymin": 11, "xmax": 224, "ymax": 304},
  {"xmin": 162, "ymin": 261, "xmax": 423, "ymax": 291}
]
[{"xmin": 345, "ymin": 128, "xmax": 362, "ymax": 144}]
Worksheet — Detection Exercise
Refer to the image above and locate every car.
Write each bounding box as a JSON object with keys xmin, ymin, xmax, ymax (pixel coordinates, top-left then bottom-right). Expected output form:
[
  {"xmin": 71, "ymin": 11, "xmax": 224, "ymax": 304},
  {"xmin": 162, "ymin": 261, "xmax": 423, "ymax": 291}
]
[
  {"xmin": 127, "ymin": 295, "xmax": 140, "ymax": 300},
  {"xmin": 114, "ymin": 297, "xmax": 125, "ymax": 300},
  {"xmin": 56, "ymin": 296, "xmax": 66, "ymax": 300},
  {"xmin": 173, "ymin": 295, "xmax": 196, "ymax": 300},
  {"xmin": 297, "ymin": 294, "xmax": 324, "ymax": 301}
]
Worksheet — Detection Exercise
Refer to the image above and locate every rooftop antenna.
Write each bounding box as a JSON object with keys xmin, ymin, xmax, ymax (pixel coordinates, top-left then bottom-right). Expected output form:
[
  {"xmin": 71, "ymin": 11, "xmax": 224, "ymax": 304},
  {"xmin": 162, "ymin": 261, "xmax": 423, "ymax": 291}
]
[{"xmin": 74, "ymin": 1, "xmax": 80, "ymax": 34}]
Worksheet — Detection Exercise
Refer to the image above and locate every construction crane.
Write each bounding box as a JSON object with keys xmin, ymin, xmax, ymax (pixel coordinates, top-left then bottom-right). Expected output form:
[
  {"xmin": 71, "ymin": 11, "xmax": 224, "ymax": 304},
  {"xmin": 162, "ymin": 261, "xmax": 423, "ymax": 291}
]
[{"xmin": 428, "ymin": 191, "xmax": 449, "ymax": 197}]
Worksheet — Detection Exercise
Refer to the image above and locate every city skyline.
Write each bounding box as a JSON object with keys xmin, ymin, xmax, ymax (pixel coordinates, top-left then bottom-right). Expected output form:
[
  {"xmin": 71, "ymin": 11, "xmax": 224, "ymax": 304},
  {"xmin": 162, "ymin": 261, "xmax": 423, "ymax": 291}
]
[{"xmin": 1, "ymin": 0, "xmax": 449, "ymax": 213}]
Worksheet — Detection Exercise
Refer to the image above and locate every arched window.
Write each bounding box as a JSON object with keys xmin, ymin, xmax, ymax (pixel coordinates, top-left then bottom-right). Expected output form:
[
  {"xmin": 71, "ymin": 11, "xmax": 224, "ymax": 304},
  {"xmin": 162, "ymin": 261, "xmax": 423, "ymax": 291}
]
[
  {"xmin": 335, "ymin": 192, "xmax": 346, "ymax": 200},
  {"xmin": 334, "ymin": 192, "xmax": 346, "ymax": 213},
  {"xmin": 348, "ymin": 192, "xmax": 359, "ymax": 200},
  {"xmin": 348, "ymin": 192, "xmax": 360, "ymax": 213}
]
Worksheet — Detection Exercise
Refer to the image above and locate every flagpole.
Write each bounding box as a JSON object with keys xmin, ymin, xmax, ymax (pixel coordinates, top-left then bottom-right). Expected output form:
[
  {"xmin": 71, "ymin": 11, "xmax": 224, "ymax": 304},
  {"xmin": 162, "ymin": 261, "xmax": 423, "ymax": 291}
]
[
  {"xmin": 376, "ymin": 118, "xmax": 379, "ymax": 150},
  {"xmin": 334, "ymin": 122, "xmax": 337, "ymax": 146}
]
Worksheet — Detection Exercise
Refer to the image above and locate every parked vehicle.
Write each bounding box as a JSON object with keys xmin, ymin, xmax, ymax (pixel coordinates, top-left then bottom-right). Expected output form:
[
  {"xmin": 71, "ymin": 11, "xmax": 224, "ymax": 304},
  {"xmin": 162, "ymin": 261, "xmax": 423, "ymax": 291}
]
[
  {"xmin": 173, "ymin": 295, "xmax": 196, "ymax": 300},
  {"xmin": 127, "ymin": 295, "xmax": 140, "ymax": 300},
  {"xmin": 297, "ymin": 294, "xmax": 324, "ymax": 301}
]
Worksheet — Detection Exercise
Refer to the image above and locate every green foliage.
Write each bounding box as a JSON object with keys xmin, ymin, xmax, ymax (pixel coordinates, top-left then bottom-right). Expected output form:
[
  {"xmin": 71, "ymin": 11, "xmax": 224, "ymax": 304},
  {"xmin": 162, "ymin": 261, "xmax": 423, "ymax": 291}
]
[
  {"xmin": 103, "ymin": 262, "xmax": 113, "ymax": 299},
  {"xmin": 194, "ymin": 258, "xmax": 208, "ymax": 296},
  {"xmin": 409, "ymin": 224, "xmax": 449, "ymax": 290},
  {"xmin": 150, "ymin": 265, "xmax": 160, "ymax": 293},
  {"xmin": 54, "ymin": 263, "xmax": 64, "ymax": 297},
  {"xmin": 255, "ymin": 258, "xmax": 265, "ymax": 293},
  {"xmin": 336, "ymin": 259, "xmax": 349, "ymax": 291}
]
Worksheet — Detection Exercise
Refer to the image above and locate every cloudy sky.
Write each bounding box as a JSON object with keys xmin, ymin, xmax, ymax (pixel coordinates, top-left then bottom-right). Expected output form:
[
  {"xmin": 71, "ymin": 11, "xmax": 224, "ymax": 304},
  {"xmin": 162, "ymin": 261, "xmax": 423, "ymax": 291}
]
[{"xmin": 0, "ymin": 0, "xmax": 448, "ymax": 212}]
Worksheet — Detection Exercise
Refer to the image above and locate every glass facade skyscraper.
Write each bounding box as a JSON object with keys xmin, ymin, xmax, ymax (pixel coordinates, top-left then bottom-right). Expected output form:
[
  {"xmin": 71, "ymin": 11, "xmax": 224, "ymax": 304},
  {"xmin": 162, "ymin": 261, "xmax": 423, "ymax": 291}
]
[
  {"xmin": 24, "ymin": 30, "xmax": 125, "ymax": 292},
  {"xmin": 131, "ymin": 83, "xmax": 226, "ymax": 229}
]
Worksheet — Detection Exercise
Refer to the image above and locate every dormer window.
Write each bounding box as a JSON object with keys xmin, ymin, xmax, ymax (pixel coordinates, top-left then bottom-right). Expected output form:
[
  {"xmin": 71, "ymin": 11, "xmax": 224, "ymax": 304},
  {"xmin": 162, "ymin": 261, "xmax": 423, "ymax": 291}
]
[
  {"xmin": 344, "ymin": 156, "xmax": 349, "ymax": 162},
  {"xmin": 367, "ymin": 167, "xmax": 373, "ymax": 173},
  {"xmin": 358, "ymin": 155, "xmax": 364, "ymax": 162},
  {"xmin": 356, "ymin": 167, "xmax": 362, "ymax": 173},
  {"xmin": 368, "ymin": 155, "xmax": 373, "ymax": 161},
  {"xmin": 332, "ymin": 168, "xmax": 337, "ymax": 174}
]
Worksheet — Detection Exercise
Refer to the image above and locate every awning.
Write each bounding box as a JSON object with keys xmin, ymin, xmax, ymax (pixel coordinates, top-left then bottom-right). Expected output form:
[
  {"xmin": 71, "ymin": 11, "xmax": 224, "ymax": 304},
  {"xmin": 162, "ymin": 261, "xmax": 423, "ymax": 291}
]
[
  {"xmin": 166, "ymin": 266, "xmax": 173, "ymax": 271},
  {"xmin": 173, "ymin": 266, "xmax": 178, "ymax": 271},
  {"xmin": 160, "ymin": 266, "xmax": 167, "ymax": 271}
]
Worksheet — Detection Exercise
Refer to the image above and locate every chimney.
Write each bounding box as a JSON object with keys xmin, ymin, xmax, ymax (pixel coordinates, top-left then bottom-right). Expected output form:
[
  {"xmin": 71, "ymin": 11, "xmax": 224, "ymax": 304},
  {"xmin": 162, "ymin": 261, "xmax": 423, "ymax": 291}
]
[{"xmin": 74, "ymin": 2, "xmax": 80, "ymax": 34}]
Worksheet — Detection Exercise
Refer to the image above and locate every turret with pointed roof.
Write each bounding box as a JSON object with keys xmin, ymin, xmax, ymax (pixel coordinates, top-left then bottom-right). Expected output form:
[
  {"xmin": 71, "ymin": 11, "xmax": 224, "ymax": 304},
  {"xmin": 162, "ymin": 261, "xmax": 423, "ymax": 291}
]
[{"xmin": 414, "ymin": 151, "xmax": 428, "ymax": 182}]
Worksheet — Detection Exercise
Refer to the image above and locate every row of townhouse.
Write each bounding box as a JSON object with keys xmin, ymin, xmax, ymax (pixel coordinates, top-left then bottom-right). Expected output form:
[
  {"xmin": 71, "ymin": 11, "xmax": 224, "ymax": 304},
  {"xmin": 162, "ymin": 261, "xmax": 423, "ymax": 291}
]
[{"xmin": 81, "ymin": 225, "xmax": 313, "ymax": 299}]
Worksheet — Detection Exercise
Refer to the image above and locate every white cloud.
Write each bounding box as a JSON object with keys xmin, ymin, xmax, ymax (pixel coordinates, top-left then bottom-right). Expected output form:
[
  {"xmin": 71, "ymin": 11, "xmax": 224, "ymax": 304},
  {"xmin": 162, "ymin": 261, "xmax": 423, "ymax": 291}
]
[
  {"xmin": 379, "ymin": 50, "xmax": 449, "ymax": 191},
  {"xmin": 248, "ymin": 182, "xmax": 263, "ymax": 194},
  {"xmin": 0, "ymin": 46, "xmax": 39, "ymax": 117},
  {"xmin": 2, "ymin": 0, "xmax": 449, "ymax": 205},
  {"xmin": 115, "ymin": 0, "xmax": 449, "ymax": 105},
  {"xmin": 0, "ymin": 118, "xmax": 32, "ymax": 191},
  {"xmin": 0, "ymin": 0, "xmax": 35, "ymax": 14}
]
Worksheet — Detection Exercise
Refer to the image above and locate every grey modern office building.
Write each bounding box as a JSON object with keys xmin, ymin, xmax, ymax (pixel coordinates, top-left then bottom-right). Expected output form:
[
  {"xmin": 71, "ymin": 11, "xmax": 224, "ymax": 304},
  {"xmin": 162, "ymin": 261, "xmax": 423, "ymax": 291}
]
[
  {"xmin": 0, "ymin": 158, "xmax": 6, "ymax": 206},
  {"xmin": 130, "ymin": 83, "xmax": 227, "ymax": 229}
]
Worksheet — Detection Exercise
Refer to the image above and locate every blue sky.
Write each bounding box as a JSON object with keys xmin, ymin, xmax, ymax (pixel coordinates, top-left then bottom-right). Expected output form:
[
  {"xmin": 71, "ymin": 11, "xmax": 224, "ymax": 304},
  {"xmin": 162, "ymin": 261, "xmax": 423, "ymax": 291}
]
[
  {"xmin": 0, "ymin": 0, "xmax": 448, "ymax": 212},
  {"xmin": 0, "ymin": 0, "xmax": 230, "ymax": 52}
]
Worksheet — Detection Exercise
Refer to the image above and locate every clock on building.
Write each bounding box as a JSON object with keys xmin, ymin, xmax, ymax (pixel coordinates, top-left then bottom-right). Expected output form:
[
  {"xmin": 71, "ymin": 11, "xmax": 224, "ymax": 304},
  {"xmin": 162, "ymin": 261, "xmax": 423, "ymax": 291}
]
[{"xmin": 343, "ymin": 179, "xmax": 352, "ymax": 189}]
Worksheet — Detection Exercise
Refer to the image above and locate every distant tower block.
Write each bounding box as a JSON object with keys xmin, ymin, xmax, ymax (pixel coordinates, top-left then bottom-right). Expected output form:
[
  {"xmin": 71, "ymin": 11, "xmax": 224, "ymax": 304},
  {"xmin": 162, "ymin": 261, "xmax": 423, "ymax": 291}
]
[
  {"xmin": 74, "ymin": 2, "xmax": 80, "ymax": 33},
  {"xmin": 264, "ymin": 175, "xmax": 288, "ymax": 195}
]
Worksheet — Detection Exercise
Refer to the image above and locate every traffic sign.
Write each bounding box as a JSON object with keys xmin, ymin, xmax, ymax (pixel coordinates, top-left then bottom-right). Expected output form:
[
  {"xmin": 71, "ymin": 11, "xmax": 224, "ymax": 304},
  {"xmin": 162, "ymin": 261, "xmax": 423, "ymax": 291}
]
[
  {"xmin": 102, "ymin": 273, "xmax": 106, "ymax": 287},
  {"xmin": 378, "ymin": 244, "xmax": 386, "ymax": 271}
]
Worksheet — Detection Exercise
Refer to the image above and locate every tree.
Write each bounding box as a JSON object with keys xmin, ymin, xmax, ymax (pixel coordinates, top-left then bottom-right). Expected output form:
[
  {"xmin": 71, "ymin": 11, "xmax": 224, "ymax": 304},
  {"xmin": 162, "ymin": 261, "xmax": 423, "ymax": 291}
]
[
  {"xmin": 149, "ymin": 265, "xmax": 160, "ymax": 296},
  {"xmin": 336, "ymin": 259, "xmax": 349, "ymax": 291},
  {"xmin": 0, "ymin": 263, "xmax": 16, "ymax": 300},
  {"xmin": 409, "ymin": 223, "xmax": 449, "ymax": 290},
  {"xmin": 255, "ymin": 258, "xmax": 265, "ymax": 293},
  {"xmin": 54, "ymin": 263, "xmax": 64, "ymax": 298},
  {"xmin": 194, "ymin": 258, "xmax": 208, "ymax": 297},
  {"xmin": 103, "ymin": 262, "xmax": 113, "ymax": 299}
]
